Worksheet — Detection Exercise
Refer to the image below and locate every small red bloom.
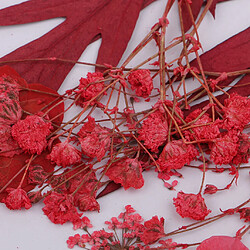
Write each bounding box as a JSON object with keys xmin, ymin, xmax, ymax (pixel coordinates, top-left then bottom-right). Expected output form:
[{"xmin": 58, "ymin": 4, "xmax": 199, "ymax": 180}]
[
  {"xmin": 204, "ymin": 184, "xmax": 218, "ymax": 195},
  {"xmin": 127, "ymin": 69, "xmax": 153, "ymax": 98},
  {"xmin": 139, "ymin": 216, "xmax": 165, "ymax": 245},
  {"xmin": 197, "ymin": 236, "xmax": 248, "ymax": 250},
  {"xmin": 11, "ymin": 115, "xmax": 52, "ymax": 155},
  {"xmin": 138, "ymin": 111, "xmax": 168, "ymax": 152},
  {"xmin": 173, "ymin": 191, "xmax": 211, "ymax": 220},
  {"xmin": 48, "ymin": 141, "xmax": 82, "ymax": 167},
  {"xmin": 78, "ymin": 116, "xmax": 110, "ymax": 161},
  {"xmin": 75, "ymin": 72, "xmax": 104, "ymax": 106},
  {"xmin": 42, "ymin": 192, "xmax": 82, "ymax": 225},
  {"xmin": 157, "ymin": 140, "xmax": 199, "ymax": 172},
  {"xmin": 3, "ymin": 188, "xmax": 32, "ymax": 210},
  {"xmin": 237, "ymin": 207, "xmax": 250, "ymax": 223},
  {"xmin": 223, "ymin": 93, "xmax": 250, "ymax": 131},
  {"xmin": 105, "ymin": 158, "xmax": 144, "ymax": 190},
  {"xmin": 74, "ymin": 194, "xmax": 100, "ymax": 212},
  {"xmin": 184, "ymin": 109, "xmax": 220, "ymax": 141},
  {"xmin": 28, "ymin": 164, "xmax": 48, "ymax": 185},
  {"xmin": 0, "ymin": 75, "xmax": 22, "ymax": 125},
  {"xmin": 210, "ymin": 132, "xmax": 239, "ymax": 165},
  {"xmin": 232, "ymin": 133, "xmax": 250, "ymax": 165}
]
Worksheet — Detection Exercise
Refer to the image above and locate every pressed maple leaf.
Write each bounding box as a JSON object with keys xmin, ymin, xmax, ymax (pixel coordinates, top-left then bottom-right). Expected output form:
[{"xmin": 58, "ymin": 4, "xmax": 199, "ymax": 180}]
[
  {"xmin": 0, "ymin": 0, "xmax": 157, "ymax": 90},
  {"xmin": 185, "ymin": 27, "xmax": 250, "ymax": 115},
  {"xmin": 180, "ymin": 0, "xmax": 230, "ymax": 32}
]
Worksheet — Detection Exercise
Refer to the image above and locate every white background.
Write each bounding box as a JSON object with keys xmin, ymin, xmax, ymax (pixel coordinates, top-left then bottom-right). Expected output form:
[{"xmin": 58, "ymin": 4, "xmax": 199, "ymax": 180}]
[{"xmin": 0, "ymin": 0, "xmax": 249, "ymax": 249}]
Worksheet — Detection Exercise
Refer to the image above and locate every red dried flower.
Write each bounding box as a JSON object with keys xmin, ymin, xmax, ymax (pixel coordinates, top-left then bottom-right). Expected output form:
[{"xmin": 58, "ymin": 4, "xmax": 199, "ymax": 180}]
[
  {"xmin": 173, "ymin": 191, "xmax": 211, "ymax": 220},
  {"xmin": 157, "ymin": 140, "xmax": 199, "ymax": 172},
  {"xmin": 11, "ymin": 115, "xmax": 53, "ymax": 155},
  {"xmin": 105, "ymin": 158, "xmax": 144, "ymax": 190},
  {"xmin": 78, "ymin": 116, "xmax": 110, "ymax": 161},
  {"xmin": 3, "ymin": 188, "xmax": 32, "ymax": 210},
  {"xmin": 0, "ymin": 124, "xmax": 22, "ymax": 157},
  {"xmin": 231, "ymin": 133, "xmax": 250, "ymax": 165},
  {"xmin": 184, "ymin": 109, "xmax": 220, "ymax": 141},
  {"xmin": 210, "ymin": 132, "xmax": 239, "ymax": 165},
  {"xmin": 139, "ymin": 216, "xmax": 165, "ymax": 245},
  {"xmin": 0, "ymin": 75, "xmax": 22, "ymax": 125},
  {"xmin": 28, "ymin": 164, "xmax": 48, "ymax": 185},
  {"xmin": 127, "ymin": 69, "xmax": 153, "ymax": 98},
  {"xmin": 197, "ymin": 236, "xmax": 248, "ymax": 250},
  {"xmin": 204, "ymin": 184, "xmax": 218, "ymax": 195},
  {"xmin": 237, "ymin": 207, "xmax": 250, "ymax": 223},
  {"xmin": 42, "ymin": 192, "xmax": 82, "ymax": 225},
  {"xmin": 75, "ymin": 72, "xmax": 104, "ymax": 106},
  {"xmin": 138, "ymin": 111, "xmax": 168, "ymax": 152},
  {"xmin": 48, "ymin": 141, "xmax": 82, "ymax": 167},
  {"xmin": 223, "ymin": 93, "xmax": 250, "ymax": 131},
  {"xmin": 74, "ymin": 194, "xmax": 100, "ymax": 212}
]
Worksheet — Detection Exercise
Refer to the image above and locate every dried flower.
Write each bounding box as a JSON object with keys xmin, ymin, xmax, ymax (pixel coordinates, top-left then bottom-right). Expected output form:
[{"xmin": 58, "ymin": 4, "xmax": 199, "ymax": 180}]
[
  {"xmin": 204, "ymin": 184, "xmax": 218, "ymax": 195},
  {"xmin": 210, "ymin": 132, "xmax": 239, "ymax": 165},
  {"xmin": 28, "ymin": 164, "xmax": 48, "ymax": 185},
  {"xmin": 74, "ymin": 194, "xmax": 100, "ymax": 212},
  {"xmin": 157, "ymin": 140, "xmax": 199, "ymax": 172},
  {"xmin": 127, "ymin": 69, "xmax": 153, "ymax": 98},
  {"xmin": 0, "ymin": 75, "xmax": 22, "ymax": 125},
  {"xmin": 3, "ymin": 188, "xmax": 32, "ymax": 210},
  {"xmin": 231, "ymin": 133, "xmax": 250, "ymax": 165},
  {"xmin": 184, "ymin": 109, "xmax": 220, "ymax": 141},
  {"xmin": 173, "ymin": 191, "xmax": 211, "ymax": 220},
  {"xmin": 48, "ymin": 141, "xmax": 82, "ymax": 167},
  {"xmin": 78, "ymin": 116, "xmax": 110, "ymax": 161},
  {"xmin": 197, "ymin": 235, "xmax": 248, "ymax": 250},
  {"xmin": 105, "ymin": 158, "xmax": 144, "ymax": 190},
  {"xmin": 75, "ymin": 72, "xmax": 104, "ymax": 106},
  {"xmin": 139, "ymin": 216, "xmax": 165, "ymax": 245},
  {"xmin": 237, "ymin": 207, "xmax": 250, "ymax": 223},
  {"xmin": 138, "ymin": 111, "xmax": 168, "ymax": 152},
  {"xmin": 11, "ymin": 115, "xmax": 53, "ymax": 155},
  {"xmin": 223, "ymin": 93, "xmax": 250, "ymax": 131},
  {"xmin": 42, "ymin": 192, "xmax": 82, "ymax": 225}
]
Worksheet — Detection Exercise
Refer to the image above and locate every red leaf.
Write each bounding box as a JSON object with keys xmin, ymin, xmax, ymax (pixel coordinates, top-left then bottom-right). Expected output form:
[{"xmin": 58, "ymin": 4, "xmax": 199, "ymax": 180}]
[
  {"xmin": 0, "ymin": 0, "xmax": 157, "ymax": 90},
  {"xmin": 185, "ymin": 27, "xmax": 250, "ymax": 115},
  {"xmin": 19, "ymin": 83, "xmax": 64, "ymax": 127},
  {"xmin": 181, "ymin": 0, "xmax": 230, "ymax": 32},
  {"xmin": 0, "ymin": 151, "xmax": 55, "ymax": 201},
  {"xmin": 96, "ymin": 181, "xmax": 121, "ymax": 199}
]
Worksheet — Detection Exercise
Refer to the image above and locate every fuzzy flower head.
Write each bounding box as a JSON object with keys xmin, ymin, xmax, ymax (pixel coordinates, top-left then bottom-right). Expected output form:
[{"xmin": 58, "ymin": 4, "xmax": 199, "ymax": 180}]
[
  {"xmin": 237, "ymin": 207, "xmax": 250, "ymax": 223},
  {"xmin": 48, "ymin": 141, "xmax": 82, "ymax": 167},
  {"xmin": 11, "ymin": 115, "xmax": 53, "ymax": 155},
  {"xmin": 3, "ymin": 188, "xmax": 32, "ymax": 210},
  {"xmin": 105, "ymin": 158, "xmax": 144, "ymax": 190},
  {"xmin": 139, "ymin": 216, "xmax": 165, "ymax": 245},
  {"xmin": 173, "ymin": 191, "xmax": 211, "ymax": 220},
  {"xmin": 0, "ymin": 76, "xmax": 22, "ymax": 125},
  {"xmin": 210, "ymin": 132, "xmax": 239, "ymax": 165},
  {"xmin": 184, "ymin": 109, "xmax": 220, "ymax": 141},
  {"xmin": 75, "ymin": 72, "xmax": 104, "ymax": 106},
  {"xmin": 127, "ymin": 69, "xmax": 153, "ymax": 98},
  {"xmin": 157, "ymin": 140, "xmax": 199, "ymax": 172},
  {"xmin": 78, "ymin": 116, "xmax": 110, "ymax": 161},
  {"xmin": 223, "ymin": 93, "xmax": 250, "ymax": 131},
  {"xmin": 138, "ymin": 111, "xmax": 168, "ymax": 152},
  {"xmin": 42, "ymin": 192, "xmax": 82, "ymax": 225}
]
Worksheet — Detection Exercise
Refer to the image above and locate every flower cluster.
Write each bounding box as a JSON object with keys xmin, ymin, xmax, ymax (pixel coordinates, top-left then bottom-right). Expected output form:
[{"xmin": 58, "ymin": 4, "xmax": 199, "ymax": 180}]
[{"xmin": 67, "ymin": 205, "xmax": 177, "ymax": 249}]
